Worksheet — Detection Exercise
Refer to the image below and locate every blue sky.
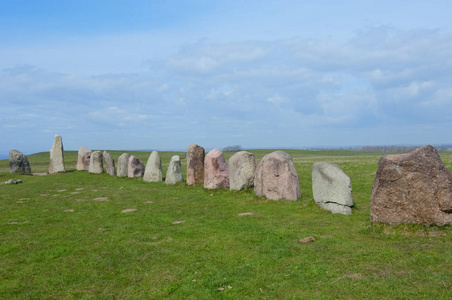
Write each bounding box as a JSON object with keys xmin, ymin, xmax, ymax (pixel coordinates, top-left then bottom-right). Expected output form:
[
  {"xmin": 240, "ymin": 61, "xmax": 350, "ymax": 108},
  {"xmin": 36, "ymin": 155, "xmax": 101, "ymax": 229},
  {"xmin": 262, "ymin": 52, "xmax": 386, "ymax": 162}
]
[{"xmin": 1, "ymin": 0, "xmax": 452, "ymax": 156}]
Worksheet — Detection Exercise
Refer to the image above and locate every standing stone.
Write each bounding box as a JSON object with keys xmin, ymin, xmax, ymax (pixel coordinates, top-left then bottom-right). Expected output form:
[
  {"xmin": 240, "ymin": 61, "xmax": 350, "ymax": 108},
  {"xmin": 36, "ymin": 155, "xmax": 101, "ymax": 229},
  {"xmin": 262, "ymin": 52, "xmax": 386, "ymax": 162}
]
[
  {"xmin": 9, "ymin": 150, "xmax": 31, "ymax": 174},
  {"xmin": 204, "ymin": 148, "xmax": 229, "ymax": 189},
  {"xmin": 229, "ymin": 151, "xmax": 256, "ymax": 190},
  {"xmin": 128, "ymin": 155, "xmax": 145, "ymax": 178},
  {"xmin": 165, "ymin": 155, "xmax": 184, "ymax": 185},
  {"xmin": 89, "ymin": 151, "xmax": 103, "ymax": 174},
  {"xmin": 49, "ymin": 134, "xmax": 65, "ymax": 174},
  {"xmin": 312, "ymin": 162, "xmax": 353, "ymax": 215},
  {"xmin": 186, "ymin": 144, "xmax": 205, "ymax": 185},
  {"xmin": 143, "ymin": 151, "xmax": 162, "ymax": 182},
  {"xmin": 371, "ymin": 145, "xmax": 452, "ymax": 225},
  {"xmin": 76, "ymin": 147, "xmax": 91, "ymax": 171},
  {"xmin": 254, "ymin": 151, "xmax": 301, "ymax": 201},
  {"xmin": 103, "ymin": 151, "xmax": 116, "ymax": 176},
  {"xmin": 117, "ymin": 153, "xmax": 130, "ymax": 178}
]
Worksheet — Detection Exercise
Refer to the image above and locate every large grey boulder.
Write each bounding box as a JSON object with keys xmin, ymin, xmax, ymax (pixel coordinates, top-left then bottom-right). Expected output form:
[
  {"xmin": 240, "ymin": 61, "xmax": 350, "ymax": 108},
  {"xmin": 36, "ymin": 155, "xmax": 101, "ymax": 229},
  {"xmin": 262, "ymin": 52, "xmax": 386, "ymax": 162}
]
[
  {"xmin": 165, "ymin": 155, "xmax": 184, "ymax": 185},
  {"xmin": 143, "ymin": 151, "xmax": 162, "ymax": 182},
  {"xmin": 186, "ymin": 144, "xmax": 205, "ymax": 185},
  {"xmin": 371, "ymin": 145, "xmax": 452, "ymax": 225},
  {"xmin": 128, "ymin": 155, "xmax": 145, "ymax": 178},
  {"xmin": 117, "ymin": 153, "xmax": 130, "ymax": 178},
  {"xmin": 9, "ymin": 150, "xmax": 31, "ymax": 174},
  {"xmin": 49, "ymin": 134, "xmax": 65, "ymax": 174},
  {"xmin": 204, "ymin": 148, "xmax": 229, "ymax": 189},
  {"xmin": 76, "ymin": 147, "xmax": 91, "ymax": 171},
  {"xmin": 89, "ymin": 151, "xmax": 103, "ymax": 174},
  {"xmin": 312, "ymin": 162, "xmax": 353, "ymax": 215},
  {"xmin": 103, "ymin": 151, "xmax": 116, "ymax": 176},
  {"xmin": 229, "ymin": 151, "xmax": 256, "ymax": 190},
  {"xmin": 254, "ymin": 151, "xmax": 301, "ymax": 201}
]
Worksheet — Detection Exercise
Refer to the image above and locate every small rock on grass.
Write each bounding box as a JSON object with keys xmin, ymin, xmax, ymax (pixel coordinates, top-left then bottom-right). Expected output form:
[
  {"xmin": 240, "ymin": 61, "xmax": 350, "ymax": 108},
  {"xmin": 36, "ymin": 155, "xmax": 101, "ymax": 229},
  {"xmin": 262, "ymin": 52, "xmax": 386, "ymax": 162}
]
[
  {"xmin": 93, "ymin": 197, "xmax": 109, "ymax": 201},
  {"xmin": 145, "ymin": 201, "xmax": 154, "ymax": 204},
  {"xmin": 238, "ymin": 212, "xmax": 253, "ymax": 216},
  {"xmin": 3, "ymin": 179, "xmax": 22, "ymax": 185},
  {"xmin": 172, "ymin": 220, "xmax": 185, "ymax": 224},
  {"xmin": 121, "ymin": 208, "xmax": 137, "ymax": 213},
  {"xmin": 299, "ymin": 237, "xmax": 315, "ymax": 243},
  {"xmin": 64, "ymin": 209, "xmax": 75, "ymax": 212}
]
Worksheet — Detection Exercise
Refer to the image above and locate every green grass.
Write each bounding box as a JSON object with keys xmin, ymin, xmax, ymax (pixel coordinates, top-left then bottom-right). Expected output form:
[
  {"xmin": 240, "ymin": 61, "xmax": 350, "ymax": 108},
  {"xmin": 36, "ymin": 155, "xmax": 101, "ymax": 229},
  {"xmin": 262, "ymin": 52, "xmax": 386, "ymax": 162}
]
[{"xmin": 1, "ymin": 149, "xmax": 451, "ymax": 299}]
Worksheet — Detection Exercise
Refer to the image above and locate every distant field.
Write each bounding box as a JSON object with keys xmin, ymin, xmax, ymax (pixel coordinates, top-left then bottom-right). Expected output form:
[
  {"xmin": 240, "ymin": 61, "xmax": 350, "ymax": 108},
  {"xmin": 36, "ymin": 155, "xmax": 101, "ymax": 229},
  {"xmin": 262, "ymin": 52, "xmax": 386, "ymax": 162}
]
[{"xmin": 1, "ymin": 149, "xmax": 451, "ymax": 299}]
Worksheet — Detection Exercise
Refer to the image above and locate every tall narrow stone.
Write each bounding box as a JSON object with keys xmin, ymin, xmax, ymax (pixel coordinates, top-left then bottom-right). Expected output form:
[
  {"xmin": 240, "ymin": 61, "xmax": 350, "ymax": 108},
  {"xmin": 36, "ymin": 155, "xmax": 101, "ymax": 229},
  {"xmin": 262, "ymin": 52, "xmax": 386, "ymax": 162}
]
[
  {"xmin": 117, "ymin": 153, "xmax": 130, "ymax": 178},
  {"xmin": 229, "ymin": 151, "xmax": 256, "ymax": 190},
  {"xmin": 204, "ymin": 148, "xmax": 229, "ymax": 189},
  {"xmin": 165, "ymin": 155, "xmax": 184, "ymax": 185},
  {"xmin": 103, "ymin": 151, "xmax": 116, "ymax": 176},
  {"xmin": 128, "ymin": 155, "xmax": 145, "ymax": 178},
  {"xmin": 76, "ymin": 147, "xmax": 91, "ymax": 171},
  {"xmin": 89, "ymin": 151, "xmax": 103, "ymax": 174},
  {"xmin": 254, "ymin": 151, "xmax": 301, "ymax": 201},
  {"xmin": 143, "ymin": 151, "xmax": 162, "ymax": 182},
  {"xmin": 186, "ymin": 144, "xmax": 205, "ymax": 185},
  {"xmin": 49, "ymin": 134, "xmax": 65, "ymax": 174},
  {"xmin": 9, "ymin": 150, "xmax": 31, "ymax": 174}
]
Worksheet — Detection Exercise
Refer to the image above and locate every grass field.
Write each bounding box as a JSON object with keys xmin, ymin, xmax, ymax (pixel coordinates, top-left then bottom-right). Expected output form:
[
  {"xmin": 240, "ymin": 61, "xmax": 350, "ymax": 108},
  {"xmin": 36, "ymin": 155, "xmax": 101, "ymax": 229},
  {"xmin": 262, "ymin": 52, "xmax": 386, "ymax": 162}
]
[{"xmin": 1, "ymin": 149, "xmax": 451, "ymax": 299}]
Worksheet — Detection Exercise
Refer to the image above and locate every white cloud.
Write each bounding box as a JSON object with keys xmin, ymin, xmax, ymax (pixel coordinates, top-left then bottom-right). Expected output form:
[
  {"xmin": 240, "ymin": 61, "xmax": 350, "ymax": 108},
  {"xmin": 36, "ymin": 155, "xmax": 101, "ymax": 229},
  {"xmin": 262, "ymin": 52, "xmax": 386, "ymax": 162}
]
[{"xmin": 1, "ymin": 26, "xmax": 452, "ymax": 154}]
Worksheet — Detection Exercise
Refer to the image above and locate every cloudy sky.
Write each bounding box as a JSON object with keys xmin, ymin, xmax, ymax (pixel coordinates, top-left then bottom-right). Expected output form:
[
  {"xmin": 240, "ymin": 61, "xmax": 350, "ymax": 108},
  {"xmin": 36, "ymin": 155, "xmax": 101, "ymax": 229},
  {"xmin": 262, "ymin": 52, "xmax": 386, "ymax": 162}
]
[{"xmin": 1, "ymin": 0, "xmax": 452, "ymax": 156}]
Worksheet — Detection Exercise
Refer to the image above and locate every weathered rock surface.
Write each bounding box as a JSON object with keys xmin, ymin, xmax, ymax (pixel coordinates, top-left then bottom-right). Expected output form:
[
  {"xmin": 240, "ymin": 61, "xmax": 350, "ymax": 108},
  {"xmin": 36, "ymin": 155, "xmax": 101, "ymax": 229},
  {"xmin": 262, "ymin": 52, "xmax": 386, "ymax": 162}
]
[
  {"xmin": 117, "ymin": 153, "xmax": 130, "ymax": 178},
  {"xmin": 312, "ymin": 162, "xmax": 353, "ymax": 215},
  {"xmin": 204, "ymin": 148, "xmax": 229, "ymax": 189},
  {"xmin": 165, "ymin": 155, "xmax": 184, "ymax": 185},
  {"xmin": 128, "ymin": 155, "xmax": 145, "ymax": 178},
  {"xmin": 229, "ymin": 151, "xmax": 256, "ymax": 190},
  {"xmin": 254, "ymin": 151, "xmax": 301, "ymax": 201},
  {"xmin": 89, "ymin": 151, "xmax": 103, "ymax": 174},
  {"xmin": 143, "ymin": 151, "xmax": 162, "ymax": 182},
  {"xmin": 187, "ymin": 144, "xmax": 205, "ymax": 185},
  {"xmin": 371, "ymin": 145, "xmax": 452, "ymax": 225},
  {"xmin": 76, "ymin": 147, "xmax": 91, "ymax": 171},
  {"xmin": 103, "ymin": 151, "xmax": 115, "ymax": 176},
  {"xmin": 49, "ymin": 134, "xmax": 65, "ymax": 174},
  {"xmin": 9, "ymin": 150, "xmax": 31, "ymax": 174}
]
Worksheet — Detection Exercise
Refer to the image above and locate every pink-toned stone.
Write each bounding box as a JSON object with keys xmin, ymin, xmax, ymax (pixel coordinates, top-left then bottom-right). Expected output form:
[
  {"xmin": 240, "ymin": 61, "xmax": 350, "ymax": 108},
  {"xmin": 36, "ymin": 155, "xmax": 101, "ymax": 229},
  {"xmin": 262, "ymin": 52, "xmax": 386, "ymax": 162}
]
[
  {"xmin": 204, "ymin": 148, "xmax": 229, "ymax": 189},
  {"xmin": 254, "ymin": 151, "xmax": 301, "ymax": 201},
  {"xmin": 76, "ymin": 147, "xmax": 91, "ymax": 171},
  {"xmin": 128, "ymin": 155, "xmax": 145, "ymax": 178},
  {"xmin": 371, "ymin": 145, "xmax": 452, "ymax": 225},
  {"xmin": 187, "ymin": 144, "xmax": 205, "ymax": 185}
]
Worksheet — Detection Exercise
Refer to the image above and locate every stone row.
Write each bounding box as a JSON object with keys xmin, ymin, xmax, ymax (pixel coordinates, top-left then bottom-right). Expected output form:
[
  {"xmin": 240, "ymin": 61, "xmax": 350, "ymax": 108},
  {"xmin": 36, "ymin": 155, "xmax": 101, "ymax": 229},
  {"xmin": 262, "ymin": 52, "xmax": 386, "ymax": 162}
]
[{"xmin": 10, "ymin": 134, "xmax": 452, "ymax": 224}]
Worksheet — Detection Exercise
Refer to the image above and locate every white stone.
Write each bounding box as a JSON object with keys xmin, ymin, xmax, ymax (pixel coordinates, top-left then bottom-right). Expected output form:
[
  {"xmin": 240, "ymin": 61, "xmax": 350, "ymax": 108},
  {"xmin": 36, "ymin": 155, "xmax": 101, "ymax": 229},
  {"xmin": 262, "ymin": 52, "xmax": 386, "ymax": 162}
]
[
  {"xmin": 312, "ymin": 162, "xmax": 353, "ymax": 215},
  {"xmin": 49, "ymin": 134, "xmax": 65, "ymax": 174},
  {"xmin": 89, "ymin": 151, "xmax": 103, "ymax": 174},
  {"xmin": 229, "ymin": 151, "xmax": 256, "ymax": 190},
  {"xmin": 103, "ymin": 151, "xmax": 115, "ymax": 176},
  {"xmin": 143, "ymin": 151, "xmax": 162, "ymax": 182},
  {"xmin": 117, "ymin": 153, "xmax": 130, "ymax": 177},
  {"xmin": 128, "ymin": 155, "xmax": 145, "ymax": 178},
  {"xmin": 165, "ymin": 155, "xmax": 184, "ymax": 184},
  {"xmin": 76, "ymin": 147, "xmax": 91, "ymax": 171}
]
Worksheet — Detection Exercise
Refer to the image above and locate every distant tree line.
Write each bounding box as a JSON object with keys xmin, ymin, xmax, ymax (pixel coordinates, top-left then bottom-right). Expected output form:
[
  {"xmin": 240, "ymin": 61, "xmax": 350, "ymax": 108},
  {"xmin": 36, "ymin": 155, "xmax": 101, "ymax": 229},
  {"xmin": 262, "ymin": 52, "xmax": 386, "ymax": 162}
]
[{"xmin": 222, "ymin": 145, "xmax": 243, "ymax": 152}]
